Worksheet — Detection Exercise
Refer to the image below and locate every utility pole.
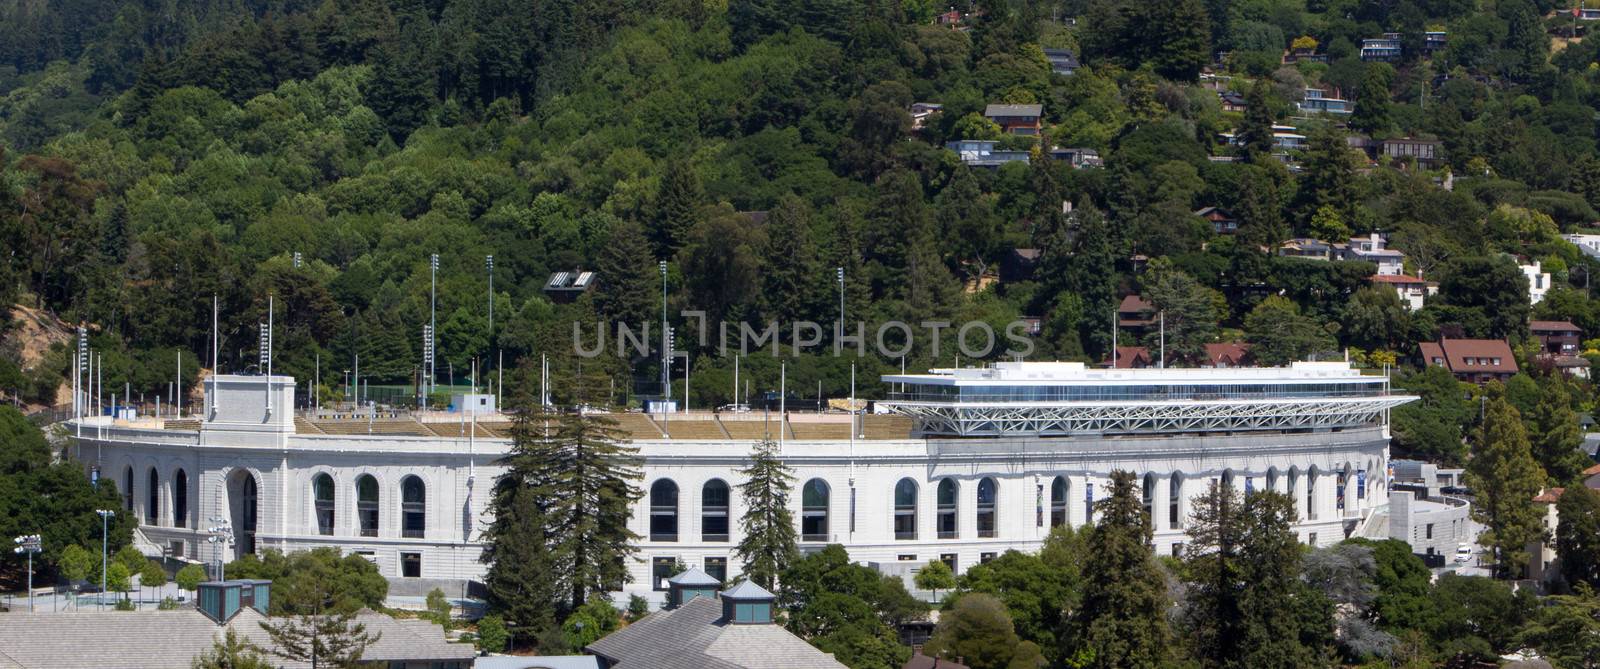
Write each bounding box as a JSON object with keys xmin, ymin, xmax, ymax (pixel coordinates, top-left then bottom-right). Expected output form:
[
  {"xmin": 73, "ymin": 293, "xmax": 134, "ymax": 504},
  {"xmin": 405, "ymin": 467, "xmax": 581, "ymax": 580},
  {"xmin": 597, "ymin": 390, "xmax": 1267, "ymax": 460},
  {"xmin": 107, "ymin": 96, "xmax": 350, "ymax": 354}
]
[
  {"xmin": 486, "ymin": 254, "xmax": 495, "ymax": 343},
  {"xmin": 660, "ymin": 261, "xmax": 669, "ymax": 411}
]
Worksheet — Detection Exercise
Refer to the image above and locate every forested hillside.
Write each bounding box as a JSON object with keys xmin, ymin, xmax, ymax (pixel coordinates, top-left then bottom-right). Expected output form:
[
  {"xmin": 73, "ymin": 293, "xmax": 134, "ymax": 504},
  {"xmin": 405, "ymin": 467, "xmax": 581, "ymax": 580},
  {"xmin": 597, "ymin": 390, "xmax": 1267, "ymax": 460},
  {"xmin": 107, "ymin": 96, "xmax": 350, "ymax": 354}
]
[{"xmin": 0, "ymin": 0, "xmax": 1598, "ymax": 426}]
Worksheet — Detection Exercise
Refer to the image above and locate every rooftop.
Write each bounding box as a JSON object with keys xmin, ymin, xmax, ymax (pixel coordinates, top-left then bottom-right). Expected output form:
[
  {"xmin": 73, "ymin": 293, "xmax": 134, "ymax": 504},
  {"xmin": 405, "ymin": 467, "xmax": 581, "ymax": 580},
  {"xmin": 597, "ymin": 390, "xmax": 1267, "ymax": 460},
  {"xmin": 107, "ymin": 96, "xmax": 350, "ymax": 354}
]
[
  {"xmin": 882, "ymin": 360, "xmax": 1382, "ymax": 386},
  {"xmin": 983, "ymin": 103, "xmax": 1042, "ymax": 117},
  {"xmin": 586, "ymin": 596, "xmax": 845, "ymax": 669},
  {"xmin": 0, "ymin": 608, "xmax": 473, "ymax": 669}
]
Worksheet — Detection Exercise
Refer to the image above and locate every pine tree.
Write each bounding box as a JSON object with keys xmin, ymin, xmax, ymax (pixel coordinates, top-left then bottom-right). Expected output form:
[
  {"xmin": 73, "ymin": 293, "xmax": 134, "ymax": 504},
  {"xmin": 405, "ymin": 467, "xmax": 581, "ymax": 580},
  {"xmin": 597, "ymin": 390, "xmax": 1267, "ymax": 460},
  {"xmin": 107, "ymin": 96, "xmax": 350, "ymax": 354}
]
[
  {"xmin": 192, "ymin": 627, "xmax": 275, "ymax": 669},
  {"xmin": 1182, "ymin": 480, "xmax": 1247, "ymax": 666},
  {"xmin": 1297, "ymin": 126, "xmax": 1357, "ymax": 229},
  {"xmin": 758, "ymin": 194, "xmax": 823, "ymax": 324},
  {"xmin": 1527, "ymin": 377, "xmax": 1588, "ymax": 485},
  {"xmin": 1350, "ymin": 64, "xmax": 1394, "ymax": 136},
  {"xmin": 366, "ymin": 26, "xmax": 436, "ymax": 142},
  {"xmin": 258, "ymin": 612, "xmax": 379, "ymax": 669},
  {"xmin": 1144, "ymin": 0, "xmax": 1210, "ymax": 82},
  {"xmin": 1237, "ymin": 491, "xmax": 1331, "ymax": 667},
  {"xmin": 735, "ymin": 437, "xmax": 799, "ymax": 590},
  {"xmin": 1238, "ymin": 82, "xmax": 1275, "ymax": 164},
  {"xmin": 652, "ymin": 158, "xmax": 701, "ymax": 258},
  {"xmin": 938, "ymin": 165, "xmax": 1000, "ymax": 286},
  {"xmin": 487, "ymin": 363, "xmax": 642, "ymax": 616},
  {"xmin": 1557, "ymin": 484, "xmax": 1600, "ymax": 591},
  {"xmin": 1064, "ymin": 470, "xmax": 1173, "ymax": 668},
  {"xmin": 1466, "ymin": 383, "xmax": 1548, "ymax": 579},
  {"xmin": 592, "ymin": 221, "xmax": 657, "ymax": 329}
]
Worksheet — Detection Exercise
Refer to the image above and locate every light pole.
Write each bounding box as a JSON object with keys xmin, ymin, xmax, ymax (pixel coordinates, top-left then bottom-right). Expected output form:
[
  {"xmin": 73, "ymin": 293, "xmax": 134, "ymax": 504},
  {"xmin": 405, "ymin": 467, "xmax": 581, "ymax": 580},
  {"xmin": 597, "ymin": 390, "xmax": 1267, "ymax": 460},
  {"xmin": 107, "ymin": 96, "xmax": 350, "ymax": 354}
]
[
  {"xmin": 206, "ymin": 518, "xmax": 234, "ymax": 582},
  {"xmin": 486, "ymin": 255, "xmax": 494, "ymax": 343},
  {"xmin": 660, "ymin": 261, "xmax": 669, "ymax": 409},
  {"xmin": 13, "ymin": 534, "xmax": 41, "ymax": 612},
  {"xmin": 836, "ymin": 267, "xmax": 845, "ymax": 340},
  {"xmin": 430, "ymin": 253, "xmax": 439, "ymax": 406},
  {"xmin": 95, "ymin": 509, "xmax": 114, "ymax": 610}
]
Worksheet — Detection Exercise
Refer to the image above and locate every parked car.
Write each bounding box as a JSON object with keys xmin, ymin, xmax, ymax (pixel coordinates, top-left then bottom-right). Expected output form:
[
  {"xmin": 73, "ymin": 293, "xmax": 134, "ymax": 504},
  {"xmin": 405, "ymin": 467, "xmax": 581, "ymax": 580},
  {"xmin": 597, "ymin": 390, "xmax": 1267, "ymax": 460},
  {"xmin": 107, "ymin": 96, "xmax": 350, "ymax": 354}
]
[{"xmin": 1454, "ymin": 544, "xmax": 1473, "ymax": 563}]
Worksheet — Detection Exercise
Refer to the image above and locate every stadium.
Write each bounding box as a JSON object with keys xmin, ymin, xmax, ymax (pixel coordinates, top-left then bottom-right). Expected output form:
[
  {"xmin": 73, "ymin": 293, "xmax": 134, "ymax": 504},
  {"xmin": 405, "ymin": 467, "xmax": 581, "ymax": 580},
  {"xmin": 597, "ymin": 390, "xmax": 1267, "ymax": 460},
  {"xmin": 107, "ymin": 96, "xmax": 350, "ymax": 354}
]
[{"xmin": 69, "ymin": 360, "xmax": 1416, "ymax": 601}]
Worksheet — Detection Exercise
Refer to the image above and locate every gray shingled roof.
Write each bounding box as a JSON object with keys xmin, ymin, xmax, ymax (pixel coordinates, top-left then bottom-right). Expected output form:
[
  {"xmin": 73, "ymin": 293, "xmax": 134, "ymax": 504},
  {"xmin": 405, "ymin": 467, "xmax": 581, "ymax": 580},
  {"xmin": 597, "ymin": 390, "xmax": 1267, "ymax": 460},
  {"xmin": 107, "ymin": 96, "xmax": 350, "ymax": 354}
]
[
  {"xmin": 719, "ymin": 580, "xmax": 774, "ymax": 600},
  {"xmin": 668, "ymin": 567, "xmax": 722, "ymax": 587},
  {"xmin": 984, "ymin": 103, "xmax": 1042, "ymax": 117},
  {"xmin": 586, "ymin": 597, "xmax": 845, "ymax": 669},
  {"xmin": 0, "ymin": 608, "xmax": 474, "ymax": 669}
]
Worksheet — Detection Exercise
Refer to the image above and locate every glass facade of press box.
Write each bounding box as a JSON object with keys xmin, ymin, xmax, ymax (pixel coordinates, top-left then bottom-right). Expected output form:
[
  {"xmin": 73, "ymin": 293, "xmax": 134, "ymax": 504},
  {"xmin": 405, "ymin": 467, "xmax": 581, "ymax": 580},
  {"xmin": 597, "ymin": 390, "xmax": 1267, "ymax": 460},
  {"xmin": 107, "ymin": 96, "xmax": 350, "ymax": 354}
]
[{"xmin": 888, "ymin": 381, "xmax": 1381, "ymax": 403}]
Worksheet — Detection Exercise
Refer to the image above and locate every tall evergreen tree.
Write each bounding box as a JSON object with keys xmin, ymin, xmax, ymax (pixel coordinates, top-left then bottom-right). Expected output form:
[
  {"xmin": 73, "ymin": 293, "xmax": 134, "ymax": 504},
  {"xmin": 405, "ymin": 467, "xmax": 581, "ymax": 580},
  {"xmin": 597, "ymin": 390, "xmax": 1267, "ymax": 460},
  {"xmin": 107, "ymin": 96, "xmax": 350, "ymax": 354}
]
[
  {"xmin": 1144, "ymin": 0, "xmax": 1211, "ymax": 82},
  {"xmin": 1557, "ymin": 484, "xmax": 1600, "ymax": 592},
  {"xmin": 652, "ymin": 158, "xmax": 702, "ymax": 259},
  {"xmin": 1350, "ymin": 64, "xmax": 1394, "ymax": 135},
  {"xmin": 365, "ymin": 25, "xmax": 435, "ymax": 142},
  {"xmin": 592, "ymin": 221, "xmax": 659, "ymax": 329},
  {"xmin": 1141, "ymin": 260, "xmax": 1221, "ymax": 365},
  {"xmin": 1466, "ymin": 383, "xmax": 1548, "ymax": 579},
  {"xmin": 487, "ymin": 363, "xmax": 642, "ymax": 613},
  {"xmin": 1527, "ymin": 376, "xmax": 1588, "ymax": 485},
  {"xmin": 938, "ymin": 165, "xmax": 1001, "ymax": 286},
  {"xmin": 758, "ymin": 194, "xmax": 823, "ymax": 324},
  {"xmin": 1237, "ymin": 490, "xmax": 1331, "ymax": 667},
  {"xmin": 1063, "ymin": 470, "xmax": 1174, "ymax": 668},
  {"xmin": 1237, "ymin": 82, "xmax": 1275, "ymax": 164},
  {"xmin": 1182, "ymin": 480, "xmax": 1247, "ymax": 666},
  {"xmin": 735, "ymin": 437, "xmax": 799, "ymax": 590}
]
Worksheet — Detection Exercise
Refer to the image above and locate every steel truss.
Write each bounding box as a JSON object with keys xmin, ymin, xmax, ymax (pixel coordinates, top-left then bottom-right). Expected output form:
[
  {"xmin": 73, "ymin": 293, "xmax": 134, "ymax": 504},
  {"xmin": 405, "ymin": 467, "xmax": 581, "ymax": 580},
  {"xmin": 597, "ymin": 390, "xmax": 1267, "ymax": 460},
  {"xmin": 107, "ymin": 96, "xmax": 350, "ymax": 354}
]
[{"xmin": 878, "ymin": 396, "xmax": 1413, "ymax": 437}]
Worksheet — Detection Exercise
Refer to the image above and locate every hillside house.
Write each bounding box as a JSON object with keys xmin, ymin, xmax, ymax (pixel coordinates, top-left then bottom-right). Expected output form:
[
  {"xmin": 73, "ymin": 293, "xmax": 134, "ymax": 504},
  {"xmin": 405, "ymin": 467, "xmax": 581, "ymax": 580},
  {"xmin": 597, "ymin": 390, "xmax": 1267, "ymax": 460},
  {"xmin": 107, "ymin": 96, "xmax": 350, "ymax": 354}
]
[{"xmin": 984, "ymin": 103, "xmax": 1043, "ymax": 135}]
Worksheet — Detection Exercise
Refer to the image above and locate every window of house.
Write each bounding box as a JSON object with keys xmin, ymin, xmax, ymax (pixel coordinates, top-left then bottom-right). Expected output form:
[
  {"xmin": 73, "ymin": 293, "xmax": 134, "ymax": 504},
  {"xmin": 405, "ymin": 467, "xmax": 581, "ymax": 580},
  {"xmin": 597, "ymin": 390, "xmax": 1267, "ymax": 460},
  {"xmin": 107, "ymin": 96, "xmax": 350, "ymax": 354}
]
[
  {"xmin": 801, "ymin": 479, "xmax": 830, "ymax": 542},
  {"xmin": 652, "ymin": 557, "xmax": 676, "ymax": 591},
  {"xmin": 400, "ymin": 552, "xmax": 421, "ymax": 578},
  {"xmin": 650, "ymin": 480, "xmax": 679, "ymax": 542},
  {"xmin": 898, "ymin": 554, "xmax": 917, "ymax": 561},
  {"xmin": 937, "ymin": 479, "xmax": 958, "ymax": 539},
  {"xmin": 313, "ymin": 474, "xmax": 335, "ymax": 536},
  {"xmin": 1172, "ymin": 543, "xmax": 1184, "ymax": 557},
  {"xmin": 356, "ymin": 475, "xmax": 379, "ymax": 537},
  {"xmin": 401, "ymin": 476, "xmax": 425, "ymax": 539},
  {"xmin": 939, "ymin": 553, "xmax": 957, "ymax": 574},
  {"xmin": 976, "ymin": 478, "xmax": 998, "ymax": 538},
  {"xmin": 1426, "ymin": 523, "xmax": 1434, "ymax": 540},
  {"xmin": 704, "ymin": 557, "xmax": 727, "ymax": 584},
  {"xmin": 702, "ymin": 480, "xmax": 730, "ymax": 542},
  {"xmin": 894, "ymin": 478, "xmax": 918, "ymax": 540},
  {"xmin": 980, "ymin": 552, "xmax": 996, "ymax": 563}
]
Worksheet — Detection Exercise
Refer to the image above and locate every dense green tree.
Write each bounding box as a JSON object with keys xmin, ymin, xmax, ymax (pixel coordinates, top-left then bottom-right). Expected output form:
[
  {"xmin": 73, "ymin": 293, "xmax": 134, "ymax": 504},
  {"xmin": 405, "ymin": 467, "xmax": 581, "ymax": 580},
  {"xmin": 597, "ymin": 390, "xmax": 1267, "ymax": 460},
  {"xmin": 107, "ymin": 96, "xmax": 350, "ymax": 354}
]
[
  {"xmin": 923, "ymin": 592, "xmax": 1047, "ymax": 669},
  {"xmin": 1465, "ymin": 383, "xmax": 1547, "ymax": 579},
  {"xmin": 1062, "ymin": 470, "xmax": 1173, "ymax": 669},
  {"xmin": 914, "ymin": 559, "xmax": 955, "ymax": 601},
  {"xmin": 592, "ymin": 221, "xmax": 657, "ymax": 329},
  {"xmin": 1238, "ymin": 82, "xmax": 1276, "ymax": 164},
  {"xmin": 1350, "ymin": 64, "xmax": 1394, "ymax": 135},
  {"xmin": 1391, "ymin": 365, "xmax": 1471, "ymax": 465},
  {"xmin": 735, "ymin": 437, "xmax": 798, "ymax": 591},
  {"xmin": 258, "ymin": 607, "xmax": 379, "ymax": 669},
  {"xmin": 758, "ymin": 195, "xmax": 824, "ymax": 324},
  {"xmin": 1429, "ymin": 573, "xmax": 1534, "ymax": 662},
  {"xmin": 1526, "ymin": 376, "xmax": 1589, "ymax": 485},
  {"xmin": 1518, "ymin": 587, "xmax": 1600, "ymax": 668},
  {"xmin": 1558, "ymin": 485, "xmax": 1600, "ymax": 592},
  {"xmin": 225, "ymin": 548, "xmax": 388, "ymax": 616},
  {"xmin": 1243, "ymin": 296, "xmax": 1337, "ymax": 365},
  {"xmin": 1436, "ymin": 256, "xmax": 1533, "ymax": 339},
  {"xmin": 778, "ymin": 545, "xmax": 919, "ymax": 668},
  {"xmin": 192, "ymin": 627, "xmax": 276, "ymax": 669},
  {"xmin": 1297, "ymin": 127, "xmax": 1358, "ymax": 228},
  {"xmin": 652, "ymin": 158, "xmax": 702, "ymax": 259},
  {"xmin": 956, "ymin": 530, "xmax": 1082, "ymax": 658},
  {"xmin": 1342, "ymin": 287, "xmax": 1409, "ymax": 352},
  {"xmin": 1141, "ymin": 260, "xmax": 1222, "ymax": 365}
]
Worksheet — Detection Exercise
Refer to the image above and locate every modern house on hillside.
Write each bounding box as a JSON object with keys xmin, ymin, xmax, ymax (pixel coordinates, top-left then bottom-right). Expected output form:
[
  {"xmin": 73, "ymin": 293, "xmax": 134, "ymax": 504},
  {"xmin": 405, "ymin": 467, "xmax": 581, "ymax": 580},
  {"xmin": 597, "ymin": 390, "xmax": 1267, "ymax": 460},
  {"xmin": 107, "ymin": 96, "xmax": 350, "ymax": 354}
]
[
  {"xmin": 984, "ymin": 104, "xmax": 1043, "ymax": 135},
  {"xmin": 1370, "ymin": 274, "xmax": 1436, "ymax": 311}
]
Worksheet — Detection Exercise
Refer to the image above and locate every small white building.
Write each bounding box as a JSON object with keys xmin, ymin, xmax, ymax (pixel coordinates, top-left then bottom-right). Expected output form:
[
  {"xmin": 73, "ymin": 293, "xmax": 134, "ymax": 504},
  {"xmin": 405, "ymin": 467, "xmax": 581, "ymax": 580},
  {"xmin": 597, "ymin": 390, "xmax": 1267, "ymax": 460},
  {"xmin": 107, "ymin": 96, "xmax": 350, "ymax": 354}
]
[
  {"xmin": 1565, "ymin": 233, "xmax": 1600, "ymax": 260},
  {"xmin": 1521, "ymin": 261, "xmax": 1552, "ymax": 304},
  {"xmin": 450, "ymin": 393, "xmax": 496, "ymax": 415},
  {"xmin": 1370, "ymin": 274, "xmax": 1437, "ymax": 311}
]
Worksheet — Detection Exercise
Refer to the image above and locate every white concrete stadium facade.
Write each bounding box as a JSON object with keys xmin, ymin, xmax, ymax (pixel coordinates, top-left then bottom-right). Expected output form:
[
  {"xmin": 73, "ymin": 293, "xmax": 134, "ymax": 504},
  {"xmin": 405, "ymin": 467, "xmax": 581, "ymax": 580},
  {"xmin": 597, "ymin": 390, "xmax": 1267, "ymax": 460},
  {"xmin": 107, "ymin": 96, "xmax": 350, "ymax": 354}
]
[{"xmin": 69, "ymin": 362, "xmax": 1415, "ymax": 602}]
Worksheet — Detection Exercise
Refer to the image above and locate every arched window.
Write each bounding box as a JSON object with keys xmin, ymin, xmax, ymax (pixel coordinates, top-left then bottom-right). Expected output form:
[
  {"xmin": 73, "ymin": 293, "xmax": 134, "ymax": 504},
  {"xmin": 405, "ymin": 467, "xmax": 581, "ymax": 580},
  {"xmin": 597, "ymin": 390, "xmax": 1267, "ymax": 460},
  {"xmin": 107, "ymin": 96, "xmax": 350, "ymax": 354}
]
[
  {"xmin": 313, "ymin": 474, "xmax": 334, "ymax": 536},
  {"xmin": 1288, "ymin": 468, "xmax": 1301, "ymax": 520},
  {"xmin": 1169, "ymin": 473, "xmax": 1183, "ymax": 529},
  {"xmin": 650, "ymin": 480, "xmax": 679, "ymax": 542},
  {"xmin": 894, "ymin": 479, "xmax": 918, "ymax": 540},
  {"xmin": 123, "ymin": 466, "xmax": 134, "ymax": 511},
  {"xmin": 702, "ymin": 480, "xmax": 730, "ymax": 542},
  {"xmin": 1307, "ymin": 468, "xmax": 1319, "ymax": 520},
  {"xmin": 401, "ymin": 476, "xmax": 425, "ymax": 538},
  {"xmin": 937, "ymin": 479, "xmax": 958, "ymax": 539},
  {"xmin": 356, "ymin": 475, "xmax": 379, "ymax": 537},
  {"xmin": 233, "ymin": 471, "xmax": 258, "ymax": 555},
  {"xmin": 801, "ymin": 479, "xmax": 830, "ymax": 542},
  {"xmin": 977, "ymin": 478, "xmax": 998, "ymax": 538},
  {"xmin": 1221, "ymin": 469, "xmax": 1236, "ymax": 491},
  {"xmin": 1050, "ymin": 477, "xmax": 1068, "ymax": 527},
  {"xmin": 147, "ymin": 468, "xmax": 160, "ymax": 525},
  {"xmin": 1141, "ymin": 473, "xmax": 1155, "ymax": 520},
  {"xmin": 174, "ymin": 469, "xmax": 189, "ymax": 529}
]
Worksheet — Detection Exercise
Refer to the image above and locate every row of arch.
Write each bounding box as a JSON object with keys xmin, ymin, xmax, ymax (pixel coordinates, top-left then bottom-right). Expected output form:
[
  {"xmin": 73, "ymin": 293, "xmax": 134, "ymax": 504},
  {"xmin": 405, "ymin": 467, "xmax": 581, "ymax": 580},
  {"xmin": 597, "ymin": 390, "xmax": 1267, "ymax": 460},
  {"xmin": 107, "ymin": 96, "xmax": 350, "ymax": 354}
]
[
  {"xmin": 646, "ymin": 463, "xmax": 1378, "ymax": 543},
  {"xmin": 122, "ymin": 465, "xmax": 190, "ymax": 530},
  {"xmin": 310, "ymin": 473, "xmax": 426, "ymax": 539}
]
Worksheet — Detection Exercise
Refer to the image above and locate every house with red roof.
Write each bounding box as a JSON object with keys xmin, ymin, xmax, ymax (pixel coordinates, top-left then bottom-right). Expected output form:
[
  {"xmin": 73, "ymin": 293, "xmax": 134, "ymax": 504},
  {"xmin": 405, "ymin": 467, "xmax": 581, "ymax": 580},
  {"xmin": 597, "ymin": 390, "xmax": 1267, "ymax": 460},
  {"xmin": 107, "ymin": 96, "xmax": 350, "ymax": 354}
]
[{"xmin": 1418, "ymin": 337, "xmax": 1517, "ymax": 384}]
